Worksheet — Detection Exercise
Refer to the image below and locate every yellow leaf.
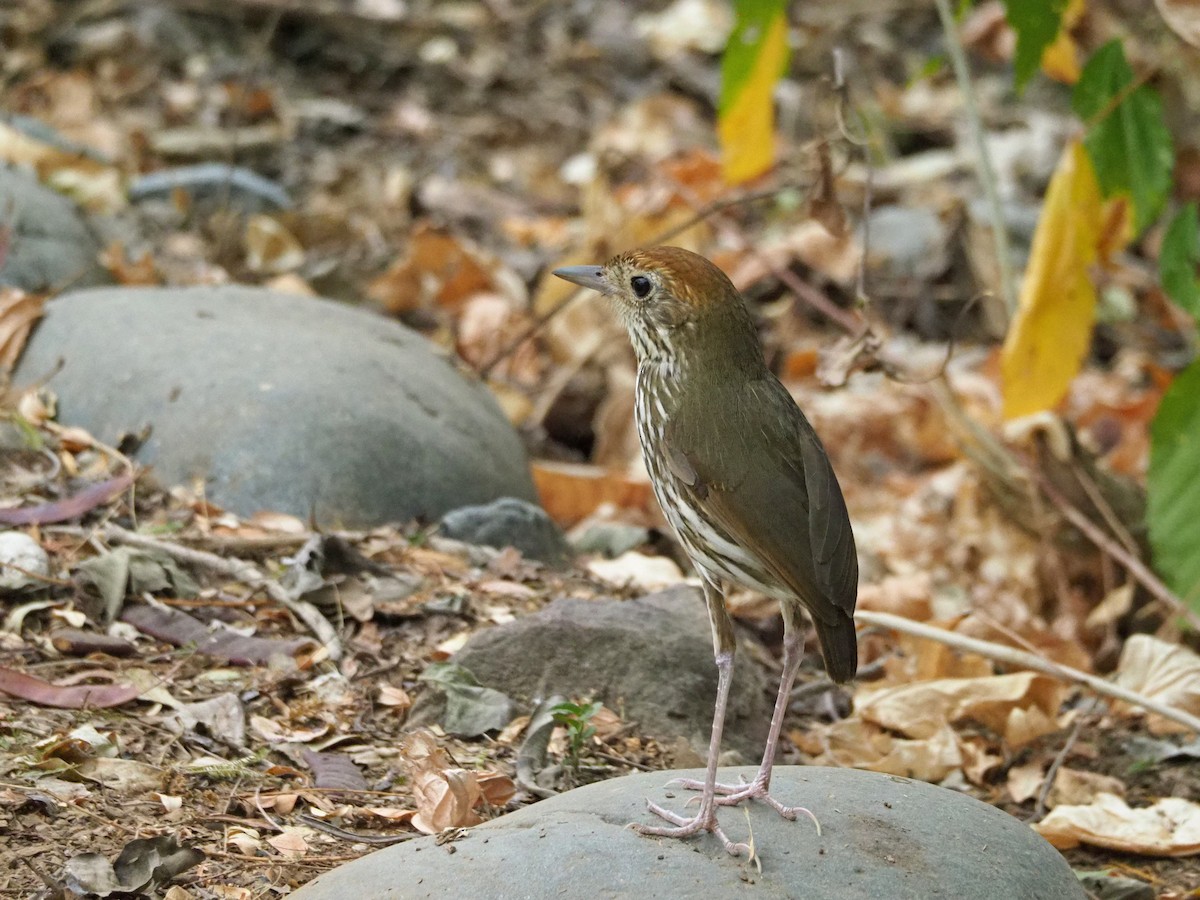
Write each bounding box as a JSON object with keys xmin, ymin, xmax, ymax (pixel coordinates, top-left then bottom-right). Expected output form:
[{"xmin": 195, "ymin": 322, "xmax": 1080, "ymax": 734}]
[
  {"xmin": 1040, "ymin": 0, "xmax": 1086, "ymax": 84},
  {"xmin": 1001, "ymin": 140, "xmax": 1102, "ymax": 420},
  {"xmin": 718, "ymin": 11, "xmax": 788, "ymax": 184}
]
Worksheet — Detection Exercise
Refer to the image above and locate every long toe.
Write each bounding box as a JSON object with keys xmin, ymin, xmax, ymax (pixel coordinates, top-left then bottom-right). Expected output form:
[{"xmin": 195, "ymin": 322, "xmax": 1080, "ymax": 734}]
[
  {"xmin": 631, "ymin": 811, "xmax": 751, "ymax": 858},
  {"xmin": 670, "ymin": 777, "xmax": 821, "ymax": 833}
]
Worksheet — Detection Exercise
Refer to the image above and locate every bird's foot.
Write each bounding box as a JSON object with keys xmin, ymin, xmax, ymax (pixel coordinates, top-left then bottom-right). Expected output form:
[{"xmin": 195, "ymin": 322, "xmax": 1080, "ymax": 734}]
[
  {"xmin": 629, "ymin": 800, "xmax": 751, "ymax": 857},
  {"xmin": 668, "ymin": 775, "xmax": 821, "ymax": 835}
]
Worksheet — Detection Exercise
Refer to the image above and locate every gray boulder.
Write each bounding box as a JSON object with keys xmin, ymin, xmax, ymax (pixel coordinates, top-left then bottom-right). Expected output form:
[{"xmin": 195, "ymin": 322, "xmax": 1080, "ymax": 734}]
[
  {"xmin": 440, "ymin": 497, "xmax": 570, "ymax": 565},
  {"xmin": 451, "ymin": 587, "xmax": 770, "ymax": 759},
  {"xmin": 0, "ymin": 167, "xmax": 111, "ymax": 292},
  {"xmin": 290, "ymin": 766, "xmax": 1087, "ymax": 900},
  {"xmin": 13, "ymin": 286, "xmax": 536, "ymax": 525}
]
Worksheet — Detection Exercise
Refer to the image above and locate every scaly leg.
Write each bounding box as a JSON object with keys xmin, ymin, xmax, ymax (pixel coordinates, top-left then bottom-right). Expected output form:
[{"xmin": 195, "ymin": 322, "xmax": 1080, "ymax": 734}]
[
  {"xmin": 631, "ymin": 577, "xmax": 750, "ymax": 856},
  {"xmin": 670, "ymin": 602, "xmax": 820, "ymax": 832}
]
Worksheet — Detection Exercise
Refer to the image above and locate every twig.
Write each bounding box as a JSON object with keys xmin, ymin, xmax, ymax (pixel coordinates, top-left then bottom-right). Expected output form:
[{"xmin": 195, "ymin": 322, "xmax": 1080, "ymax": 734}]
[
  {"xmin": 1037, "ymin": 476, "xmax": 1200, "ymax": 633},
  {"xmin": 855, "ymin": 610, "xmax": 1200, "ymax": 734},
  {"xmin": 932, "ymin": 0, "xmax": 1016, "ymax": 320},
  {"xmin": 103, "ymin": 523, "xmax": 343, "ymax": 660},
  {"xmin": 1029, "ymin": 712, "xmax": 1087, "ymax": 822},
  {"xmin": 297, "ymin": 813, "xmax": 418, "ymax": 846}
]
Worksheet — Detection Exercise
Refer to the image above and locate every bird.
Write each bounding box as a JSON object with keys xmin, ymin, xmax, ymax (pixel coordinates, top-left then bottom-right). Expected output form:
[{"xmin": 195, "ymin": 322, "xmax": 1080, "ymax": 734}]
[{"xmin": 554, "ymin": 247, "xmax": 858, "ymax": 856}]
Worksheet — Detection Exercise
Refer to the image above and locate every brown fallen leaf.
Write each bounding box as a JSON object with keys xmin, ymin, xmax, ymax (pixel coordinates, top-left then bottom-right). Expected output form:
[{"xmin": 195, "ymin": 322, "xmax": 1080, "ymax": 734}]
[
  {"xmin": 476, "ymin": 772, "xmax": 517, "ymax": 807},
  {"xmin": 0, "ymin": 287, "xmax": 44, "ymax": 373},
  {"xmin": 798, "ymin": 719, "xmax": 963, "ymax": 782},
  {"xmin": 1007, "ymin": 759, "xmax": 1046, "ymax": 804},
  {"xmin": 122, "ymin": 604, "xmax": 318, "ymax": 666},
  {"xmin": 1047, "ymin": 767, "xmax": 1126, "ymax": 808},
  {"xmin": 410, "ymin": 768, "xmax": 483, "ymax": 834},
  {"xmin": 0, "ymin": 665, "xmax": 141, "ymax": 708},
  {"xmin": 1113, "ymin": 634, "xmax": 1200, "ymax": 734},
  {"xmin": 531, "ymin": 460, "xmax": 653, "ymax": 526},
  {"xmin": 855, "ymin": 671, "xmax": 1064, "ymax": 746},
  {"xmin": 1033, "ymin": 793, "xmax": 1200, "ymax": 856},
  {"xmin": 0, "ymin": 470, "xmax": 135, "ymax": 526}
]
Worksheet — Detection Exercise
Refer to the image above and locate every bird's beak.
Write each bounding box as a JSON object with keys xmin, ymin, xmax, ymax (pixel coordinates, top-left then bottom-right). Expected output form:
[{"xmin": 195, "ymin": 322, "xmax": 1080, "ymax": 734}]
[{"xmin": 553, "ymin": 265, "xmax": 611, "ymax": 295}]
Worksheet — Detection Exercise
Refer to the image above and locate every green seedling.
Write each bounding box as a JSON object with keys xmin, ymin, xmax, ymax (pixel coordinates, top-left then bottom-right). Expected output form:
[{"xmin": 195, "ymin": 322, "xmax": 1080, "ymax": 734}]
[{"xmin": 549, "ymin": 699, "xmax": 603, "ymax": 774}]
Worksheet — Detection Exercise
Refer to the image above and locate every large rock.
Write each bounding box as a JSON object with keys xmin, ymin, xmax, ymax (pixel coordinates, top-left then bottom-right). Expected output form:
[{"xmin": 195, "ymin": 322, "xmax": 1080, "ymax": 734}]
[
  {"xmin": 0, "ymin": 167, "xmax": 111, "ymax": 292},
  {"xmin": 450, "ymin": 587, "xmax": 770, "ymax": 759},
  {"xmin": 291, "ymin": 766, "xmax": 1087, "ymax": 900},
  {"xmin": 13, "ymin": 287, "xmax": 537, "ymax": 525}
]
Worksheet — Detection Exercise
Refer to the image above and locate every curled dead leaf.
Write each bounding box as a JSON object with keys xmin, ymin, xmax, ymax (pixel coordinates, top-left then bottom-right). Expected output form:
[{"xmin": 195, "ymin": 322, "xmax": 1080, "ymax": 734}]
[
  {"xmin": 1113, "ymin": 635, "xmax": 1200, "ymax": 734},
  {"xmin": 410, "ymin": 767, "xmax": 483, "ymax": 834},
  {"xmin": 1034, "ymin": 793, "xmax": 1200, "ymax": 856}
]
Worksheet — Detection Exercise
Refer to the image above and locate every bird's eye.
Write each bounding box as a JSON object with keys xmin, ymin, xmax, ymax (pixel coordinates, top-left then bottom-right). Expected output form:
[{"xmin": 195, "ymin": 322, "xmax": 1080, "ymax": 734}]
[{"xmin": 630, "ymin": 275, "xmax": 652, "ymax": 298}]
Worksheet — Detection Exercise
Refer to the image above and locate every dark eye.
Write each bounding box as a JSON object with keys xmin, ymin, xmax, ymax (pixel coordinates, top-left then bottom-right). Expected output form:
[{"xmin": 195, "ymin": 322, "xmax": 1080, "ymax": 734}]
[{"xmin": 630, "ymin": 275, "xmax": 652, "ymax": 298}]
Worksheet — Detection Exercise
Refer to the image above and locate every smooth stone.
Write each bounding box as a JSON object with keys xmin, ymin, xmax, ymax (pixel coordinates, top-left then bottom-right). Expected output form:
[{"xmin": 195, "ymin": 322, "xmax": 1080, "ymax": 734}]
[
  {"xmin": 860, "ymin": 205, "xmax": 950, "ymax": 281},
  {"xmin": 0, "ymin": 168, "xmax": 111, "ymax": 292},
  {"xmin": 13, "ymin": 287, "xmax": 537, "ymax": 525},
  {"xmin": 448, "ymin": 587, "xmax": 770, "ymax": 759},
  {"xmin": 290, "ymin": 766, "xmax": 1087, "ymax": 900},
  {"xmin": 440, "ymin": 497, "xmax": 570, "ymax": 565}
]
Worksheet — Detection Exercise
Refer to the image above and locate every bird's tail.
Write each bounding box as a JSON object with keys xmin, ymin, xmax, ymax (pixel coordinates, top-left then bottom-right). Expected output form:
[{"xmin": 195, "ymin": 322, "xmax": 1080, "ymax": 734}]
[{"xmin": 814, "ymin": 618, "xmax": 858, "ymax": 684}]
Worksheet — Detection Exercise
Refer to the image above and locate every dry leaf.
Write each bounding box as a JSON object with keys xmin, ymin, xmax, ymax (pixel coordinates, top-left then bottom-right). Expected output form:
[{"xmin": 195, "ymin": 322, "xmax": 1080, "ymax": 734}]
[
  {"xmin": 960, "ymin": 735, "xmax": 1004, "ymax": 785},
  {"xmin": 1007, "ymin": 759, "xmax": 1046, "ymax": 804},
  {"xmin": 225, "ymin": 827, "xmax": 262, "ymax": 855},
  {"xmin": 856, "ymin": 672, "xmax": 1063, "ymax": 745},
  {"xmin": 244, "ymin": 215, "xmax": 304, "ymax": 273},
  {"xmin": 532, "ymin": 460, "xmax": 654, "ymax": 525},
  {"xmin": 410, "ymin": 767, "xmax": 483, "ymax": 834},
  {"xmin": 367, "ymin": 222, "xmax": 497, "ymax": 315},
  {"xmin": 476, "ymin": 772, "xmax": 517, "ymax": 807},
  {"xmin": 1047, "ymin": 767, "xmax": 1126, "ymax": 808},
  {"xmin": 587, "ymin": 552, "xmax": 685, "ymax": 591},
  {"xmin": 99, "ymin": 242, "xmax": 159, "ymax": 285},
  {"xmin": 1113, "ymin": 635, "xmax": 1200, "ymax": 733},
  {"xmin": 378, "ymin": 684, "xmax": 412, "ymax": 712},
  {"xmin": 0, "ymin": 288, "xmax": 45, "ymax": 373},
  {"xmin": 1034, "ymin": 793, "xmax": 1200, "ymax": 856},
  {"xmin": 1157, "ymin": 0, "xmax": 1200, "ymax": 46},
  {"xmin": 801, "ymin": 718, "xmax": 963, "ymax": 782},
  {"xmin": 266, "ymin": 829, "xmax": 310, "ymax": 857}
]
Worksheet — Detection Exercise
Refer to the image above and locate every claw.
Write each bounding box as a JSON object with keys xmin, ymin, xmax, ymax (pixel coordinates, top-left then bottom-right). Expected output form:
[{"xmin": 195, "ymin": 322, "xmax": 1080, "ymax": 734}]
[
  {"xmin": 666, "ymin": 774, "xmax": 822, "ymax": 835},
  {"xmin": 631, "ymin": 805, "xmax": 751, "ymax": 858}
]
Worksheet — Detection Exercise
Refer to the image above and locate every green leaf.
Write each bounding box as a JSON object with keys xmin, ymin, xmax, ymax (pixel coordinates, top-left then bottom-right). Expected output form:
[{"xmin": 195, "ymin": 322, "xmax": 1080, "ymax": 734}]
[
  {"xmin": 1000, "ymin": 0, "xmax": 1068, "ymax": 91},
  {"xmin": 719, "ymin": 0, "xmax": 790, "ymax": 114},
  {"xmin": 1072, "ymin": 40, "xmax": 1173, "ymax": 232},
  {"xmin": 718, "ymin": 0, "xmax": 791, "ymax": 182},
  {"xmin": 1161, "ymin": 203, "xmax": 1200, "ymax": 320},
  {"xmin": 1148, "ymin": 360, "xmax": 1200, "ymax": 610}
]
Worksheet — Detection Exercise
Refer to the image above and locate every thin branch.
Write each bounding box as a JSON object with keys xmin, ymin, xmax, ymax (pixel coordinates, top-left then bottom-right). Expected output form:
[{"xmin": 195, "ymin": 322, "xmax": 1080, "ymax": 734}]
[
  {"xmin": 1038, "ymin": 476, "xmax": 1200, "ymax": 633},
  {"xmin": 103, "ymin": 523, "xmax": 343, "ymax": 660},
  {"xmin": 855, "ymin": 610, "xmax": 1200, "ymax": 734},
  {"xmin": 932, "ymin": 0, "xmax": 1016, "ymax": 320},
  {"xmin": 1029, "ymin": 712, "xmax": 1088, "ymax": 822}
]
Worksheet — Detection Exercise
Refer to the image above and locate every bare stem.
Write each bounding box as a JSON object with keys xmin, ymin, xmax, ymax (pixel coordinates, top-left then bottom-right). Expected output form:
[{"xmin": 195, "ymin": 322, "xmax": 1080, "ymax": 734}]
[
  {"xmin": 933, "ymin": 0, "xmax": 1017, "ymax": 320},
  {"xmin": 856, "ymin": 610, "xmax": 1200, "ymax": 734},
  {"xmin": 103, "ymin": 523, "xmax": 343, "ymax": 660}
]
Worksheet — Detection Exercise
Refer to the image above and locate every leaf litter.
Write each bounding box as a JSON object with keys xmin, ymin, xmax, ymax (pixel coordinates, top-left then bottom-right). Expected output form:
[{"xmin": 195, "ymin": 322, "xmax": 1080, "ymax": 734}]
[{"xmin": 1, "ymin": 0, "xmax": 1199, "ymax": 896}]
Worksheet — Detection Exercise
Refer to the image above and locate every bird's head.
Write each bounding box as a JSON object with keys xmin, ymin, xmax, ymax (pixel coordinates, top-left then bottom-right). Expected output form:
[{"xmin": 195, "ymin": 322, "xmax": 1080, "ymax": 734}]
[{"xmin": 554, "ymin": 246, "xmax": 757, "ymax": 366}]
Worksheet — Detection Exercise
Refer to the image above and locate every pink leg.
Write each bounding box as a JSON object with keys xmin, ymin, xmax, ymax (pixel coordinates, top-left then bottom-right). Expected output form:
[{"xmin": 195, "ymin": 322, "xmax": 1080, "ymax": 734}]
[
  {"xmin": 670, "ymin": 606, "xmax": 820, "ymax": 833},
  {"xmin": 631, "ymin": 578, "xmax": 751, "ymax": 856}
]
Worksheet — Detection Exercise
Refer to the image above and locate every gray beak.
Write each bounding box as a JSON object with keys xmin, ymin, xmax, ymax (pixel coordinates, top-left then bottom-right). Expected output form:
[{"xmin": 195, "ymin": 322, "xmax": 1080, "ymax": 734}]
[{"xmin": 553, "ymin": 265, "xmax": 610, "ymax": 294}]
